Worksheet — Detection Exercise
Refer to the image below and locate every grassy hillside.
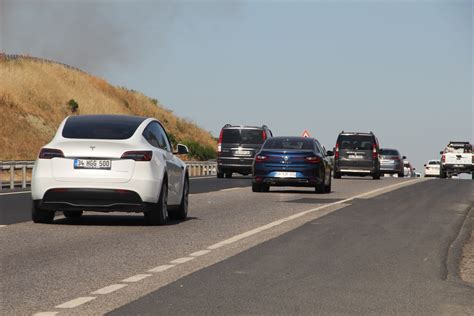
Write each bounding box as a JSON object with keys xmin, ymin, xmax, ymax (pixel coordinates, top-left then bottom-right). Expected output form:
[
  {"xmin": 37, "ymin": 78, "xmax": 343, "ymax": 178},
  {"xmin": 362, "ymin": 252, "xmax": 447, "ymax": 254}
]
[{"xmin": 0, "ymin": 56, "xmax": 216, "ymax": 161}]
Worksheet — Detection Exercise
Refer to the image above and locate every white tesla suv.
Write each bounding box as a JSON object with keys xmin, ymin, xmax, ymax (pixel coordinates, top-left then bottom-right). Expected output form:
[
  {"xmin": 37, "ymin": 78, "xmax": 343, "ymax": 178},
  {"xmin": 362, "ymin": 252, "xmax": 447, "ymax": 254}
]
[{"xmin": 31, "ymin": 115, "xmax": 190, "ymax": 225}]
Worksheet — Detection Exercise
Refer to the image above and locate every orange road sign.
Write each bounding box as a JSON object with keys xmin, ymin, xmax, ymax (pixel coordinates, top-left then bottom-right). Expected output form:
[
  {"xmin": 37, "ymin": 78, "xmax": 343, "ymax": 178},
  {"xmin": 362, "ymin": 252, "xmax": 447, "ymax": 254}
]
[{"xmin": 302, "ymin": 130, "xmax": 311, "ymax": 138}]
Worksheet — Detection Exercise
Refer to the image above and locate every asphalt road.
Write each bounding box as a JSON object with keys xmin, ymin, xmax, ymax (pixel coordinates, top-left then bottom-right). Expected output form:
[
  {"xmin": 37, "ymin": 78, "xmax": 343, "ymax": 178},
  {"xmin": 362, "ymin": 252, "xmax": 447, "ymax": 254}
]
[
  {"xmin": 0, "ymin": 176, "xmax": 252, "ymax": 225},
  {"xmin": 1, "ymin": 177, "xmax": 472, "ymax": 315},
  {"xmin": 112, "ymin": 180, "xmax": 474, "ymax": 315}
]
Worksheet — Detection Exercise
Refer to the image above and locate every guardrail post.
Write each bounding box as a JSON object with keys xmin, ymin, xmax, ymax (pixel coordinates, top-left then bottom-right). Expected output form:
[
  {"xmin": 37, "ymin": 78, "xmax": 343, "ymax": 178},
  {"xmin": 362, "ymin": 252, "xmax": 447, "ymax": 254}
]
[
  {"xmin": 10, "ymin": 165, "xmax": 14, "ymax": 189},
  {"xmin": 22, "ymin": 165, "xmax": 27, "ymax": 188}
]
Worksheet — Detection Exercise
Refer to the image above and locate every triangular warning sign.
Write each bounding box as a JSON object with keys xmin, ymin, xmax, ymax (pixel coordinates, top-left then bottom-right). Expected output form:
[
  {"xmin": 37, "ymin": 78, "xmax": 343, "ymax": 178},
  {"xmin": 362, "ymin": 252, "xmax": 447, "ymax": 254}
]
[{"xmin": 302, "ymin": 130, "xmax": 311, "ymax": 138}]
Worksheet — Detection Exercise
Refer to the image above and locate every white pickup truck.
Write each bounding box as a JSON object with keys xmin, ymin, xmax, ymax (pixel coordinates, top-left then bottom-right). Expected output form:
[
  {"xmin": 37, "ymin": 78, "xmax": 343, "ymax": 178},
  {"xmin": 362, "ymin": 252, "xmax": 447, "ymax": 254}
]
[{"xmin": 440, "ymin": 141, "xmax": 473, "ymax": 179}]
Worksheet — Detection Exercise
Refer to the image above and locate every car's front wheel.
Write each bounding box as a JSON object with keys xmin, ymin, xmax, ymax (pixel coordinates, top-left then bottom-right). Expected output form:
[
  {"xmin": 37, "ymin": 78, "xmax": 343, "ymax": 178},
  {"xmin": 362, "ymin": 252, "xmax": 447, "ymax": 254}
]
[
  {"xmin": 169, "ymin": 176, "xmax": 189, "ymax": 221},
  {"xmin": 225, "ymin": 172, "xmax": 233, "ymax": 179},
  {"xmin": 63, "ymin": 211, "xmax": 83, "ymax": 219},
  {"xmin": 32, "ymin": 201, "xmax": 55, "ymax": 224},
  {"xmin": 324, "ymin": 175, "xmax": 332, "ymax": 193},
  {"xmin": 334, "ymin": 171, "xmax": 341, "ymax": 179},
  {"xmin": 145, "ymin": 180, "xmax": 168, "ymax": 226}
]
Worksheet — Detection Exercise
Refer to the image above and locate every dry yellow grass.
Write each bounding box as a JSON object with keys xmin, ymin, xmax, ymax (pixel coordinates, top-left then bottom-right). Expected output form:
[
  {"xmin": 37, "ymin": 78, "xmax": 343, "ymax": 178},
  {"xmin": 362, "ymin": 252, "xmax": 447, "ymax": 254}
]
[{"xmin": 0, "ymin": 57, "xmax": 216, "ymax": 160}]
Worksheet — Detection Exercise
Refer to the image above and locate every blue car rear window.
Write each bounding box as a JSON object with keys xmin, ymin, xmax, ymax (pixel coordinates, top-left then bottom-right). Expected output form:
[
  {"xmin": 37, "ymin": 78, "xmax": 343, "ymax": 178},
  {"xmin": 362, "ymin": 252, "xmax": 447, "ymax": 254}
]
[{"xmin": 264, "ymin": 138, "xmax": 314, "ymax": 150}]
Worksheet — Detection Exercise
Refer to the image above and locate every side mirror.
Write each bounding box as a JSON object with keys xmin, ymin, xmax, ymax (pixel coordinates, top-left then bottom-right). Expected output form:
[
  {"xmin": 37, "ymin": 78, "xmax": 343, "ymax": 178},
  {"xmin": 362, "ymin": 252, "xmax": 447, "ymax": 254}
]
[
  {"xmin": 326, "ymin": 150, "xmax": 334, "ymax": 156},
  {"xmin": 423, "ymin": 164, "xmax": 426, "ymax": 167},
  {"xmin": 176, "ymin": 144, "xmax": 189, "ymax": 155},
  {"xmin": 413, "ymin": 168, "xmax": 416, "ymax": 171},
  {"xmin": 439, "ymin": 151, "xmax": 443, "ymax": 155},
  {"xmin": 402, "ymin": 156, "xmax": 407, "ymax": 160}
]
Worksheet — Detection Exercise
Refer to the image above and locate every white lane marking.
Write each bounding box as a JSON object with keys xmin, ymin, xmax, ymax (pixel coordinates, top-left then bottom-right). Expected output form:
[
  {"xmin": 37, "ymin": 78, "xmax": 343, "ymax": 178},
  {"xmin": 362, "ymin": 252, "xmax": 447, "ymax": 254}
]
[
  {"xmin": 220, "ymin": 187, "xmax": 246, "ymax": 192},
  {"xmin": 121, "ymin": 274, "xmax": 153, "ymax": 283},
  {"xmin": 170, "ymin": 257, "xmax": 195, "ymax": 264},
  {"xmin": 189, "ymin": 176, "xmax": 216, "ymax": 180},
  {"xmin": 0, "ymin": 225, "xmax": 7, "ymax": 228},
  {"xmin": 33, "ymin": 312, "xmax": 58, "ymax": 316},
  {"xmin": 91, "ymin": 284, "xmax": 127, "ymax": 295},
  {"xmin": 0, "ymin": 190, "xmax": 31, "ymax": 196},
  {"xmin": 189, "ymin": 250, "xmax": 211, "ymax": 257},
  {"xmin": 55, "ymin": 297, "xmax": 96, "ymax": 309},
  {"xmin": 148, "ymin": 264, "xmax": 176, "ymax": 273},
  {"xmin": 208, "ymin": 179, "xmax": 420, "ymax": 250}
]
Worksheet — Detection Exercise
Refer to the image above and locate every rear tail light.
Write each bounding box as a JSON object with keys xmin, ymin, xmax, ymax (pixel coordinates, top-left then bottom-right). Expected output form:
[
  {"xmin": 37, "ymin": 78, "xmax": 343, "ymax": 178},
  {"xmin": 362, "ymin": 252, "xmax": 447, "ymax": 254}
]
[
  {"xmin": 262, "ymin": 130, "xmax": 267, "ymax": 142},
  {"xmin": 441, "ymin": 154, "xmax": 446, "ymax": 163},
  {"xmin": 255, "ymin": 155, "xmax": 268, "ymax": 163},
  {"xmin": 372, "ymin": 144, "xmax": 378, "ymax": 159},
  {"xmin": 217, "ymin": 129, "xmax": 223, "ymax": 155},
  {"xmin": 39, "ymin": 148, "xmax": 64, "ymax": 159},
  {"xmin": 121, "ymin": 151, "xmax": 153, "ymax": 161},
  {"xmin": 305, "ymin": 156, "xmax": 321, "ymax": 164},
  {"xmin": 335, "ymin": 143, "xmax": 340, "ymax": 159}
]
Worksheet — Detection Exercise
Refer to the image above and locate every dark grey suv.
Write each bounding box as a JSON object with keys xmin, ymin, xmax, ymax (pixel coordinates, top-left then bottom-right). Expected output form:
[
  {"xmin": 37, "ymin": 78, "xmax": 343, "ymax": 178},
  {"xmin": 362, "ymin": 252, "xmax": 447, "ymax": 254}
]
[
  {"xmin": 217, "ymin": 124, "xmax": 273, "ymax": 178},
  {"xmin": 333, "ymin": 131, "xmax": 381, "ymax": 179}
]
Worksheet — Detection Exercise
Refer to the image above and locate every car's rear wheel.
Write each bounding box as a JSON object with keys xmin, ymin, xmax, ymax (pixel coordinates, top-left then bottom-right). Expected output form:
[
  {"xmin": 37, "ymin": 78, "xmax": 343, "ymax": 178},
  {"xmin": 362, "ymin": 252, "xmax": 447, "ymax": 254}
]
[
  {"xmin": 372, "ymin": 172, "xmax": 381, "ymax": 180},
  {"xmin": 32, "ymin": 201, "xmax": 55, "ymax": 224},
  {"xmin": 144, "ymin": 180, "xmax": 168, "ymax": 226},
  {"xmin": 324, "ymin": 175, "xmax": 332, "ymax": 193},
  {"xmin": 334, "ymin": 172, "xmax": 341, "ymax": 179},
  {"xmin": 63, "ymin": 211, "xmax": 83, "ymax": 219},
  {"xmin": 440, "ymin": 169, "xmax": 447, "ymax": 179},
  {"xmin": 252, "ymin": 182, "xmax": 269, "ymax": 192},
  {"xmin": 217, "ymin": 169, "xmax": 224, "ymax": 178},
  {"xmin": 169, "ymin": 176, "xmax": 189, "ymax": 221},
  {"xmin": 225, "ymin": 172, "xmax": 233, "ymax": 178},
  {"xmin": 398, "ymin": 172, "xmax": 404, "ymax": 178},
  {"xmin": 315, "ymin": 175, "xmax": 325, "ymax": 194}
]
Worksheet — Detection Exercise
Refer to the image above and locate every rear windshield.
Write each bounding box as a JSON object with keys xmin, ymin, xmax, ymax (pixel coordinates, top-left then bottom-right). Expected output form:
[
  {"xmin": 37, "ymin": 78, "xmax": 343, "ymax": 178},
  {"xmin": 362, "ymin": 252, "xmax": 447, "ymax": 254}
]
[
  {"xmin": 428, "ymin": 161, "xmax": 440, "ymax": 165},
  {"xmin": 380, "ymin": 149, "xmax": 399, "ymax": 156},
  {"xmin": 62, "ymin": 115, "xmax": 146, "ymax": 140},
  {"xmin": 221, "ymin": 129, "xmax": 264, "ymax": 145},
  {"xmin": 263, "ymin": 138, "xmax": 314, "ymax": 151},
  {"xmin": 337, "ymin": 135, "xmax": 374, "ymax": 150}
]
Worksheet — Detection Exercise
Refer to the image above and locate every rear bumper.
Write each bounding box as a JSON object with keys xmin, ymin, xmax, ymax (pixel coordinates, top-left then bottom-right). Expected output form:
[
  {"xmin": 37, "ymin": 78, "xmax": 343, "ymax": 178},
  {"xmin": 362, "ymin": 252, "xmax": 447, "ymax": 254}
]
[
  {"xmin": 36, "ymin": 188, "xmax": 147, "ymax": 212},
  {"xmin": 442, "ymin": 164, "xmax": 474, "ymax": 173},
  {"xmin": 335, "ymin": 160, "xmax": 379, "ymax": 175},
  {"xmin": 255, "ymin": 177, "xmax": 322, "ymax": 187},
  {"xmin": 218, "ymin": 157, "xmax": 254, "ymax": 173}
]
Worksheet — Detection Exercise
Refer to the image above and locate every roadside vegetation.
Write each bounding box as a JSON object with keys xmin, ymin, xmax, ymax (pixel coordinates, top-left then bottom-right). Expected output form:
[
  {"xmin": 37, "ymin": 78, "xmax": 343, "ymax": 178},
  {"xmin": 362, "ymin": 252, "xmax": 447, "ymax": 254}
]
[{"xmin": 0, "ymin": 56, "xmax": 216, "ymax": 160}]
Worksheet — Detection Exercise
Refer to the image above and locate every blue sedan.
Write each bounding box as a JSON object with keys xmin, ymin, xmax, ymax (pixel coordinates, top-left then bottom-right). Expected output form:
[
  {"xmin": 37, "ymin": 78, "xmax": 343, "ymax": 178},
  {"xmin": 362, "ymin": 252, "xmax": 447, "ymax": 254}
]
[{"xmin": 252, "ymin": 137, "xmax": 333, "ymax": 193}]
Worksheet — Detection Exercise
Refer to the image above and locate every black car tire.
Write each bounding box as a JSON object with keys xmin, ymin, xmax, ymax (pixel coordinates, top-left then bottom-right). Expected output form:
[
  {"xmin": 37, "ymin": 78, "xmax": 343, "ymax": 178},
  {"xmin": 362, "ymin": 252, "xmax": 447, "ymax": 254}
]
[
  {"xmin": 315, "ymin": 174, "xmax": 325, "ymax": 193},
  {"xmin": 32, "ymin": 201, "xmax": 55, "ymax": 224},
  {"xmin": 217, "ymin": 171, "xmax": 224, "ymax": 178},
  {"xmin": 145, "ymin": 180, "xmax": 168, "ymax": 226},
  {"xmin": 169, "ymin": 176, "xmax": 189, "ymax": 221},
  {"xmin": 440, "ymin": 169, "xmax": 447, "ymax": 179},
  {"xmin": 225, "ymin": 172, "xmax": 233, "ymax": 179},
  {"xmin": 324, "ymin": 175, "xmax": 332, "ymax": 193},
  {"xmin": 398, "ymin": 172, "xmax": 404, "ymax": 178},
  {"xmin": 252, "ymin": 182, "xmax": 269, "ymax": 192},
  {"xmin": 63, "ymin": 211, "xmax": 83, "ymax": 219},
  {"xmin": 334, "ymin": 171, "xmax": 341, "ymax": 179},
  {"xmin": 372, "ymin": 172, "xmax": 381, "ymax": 180}
]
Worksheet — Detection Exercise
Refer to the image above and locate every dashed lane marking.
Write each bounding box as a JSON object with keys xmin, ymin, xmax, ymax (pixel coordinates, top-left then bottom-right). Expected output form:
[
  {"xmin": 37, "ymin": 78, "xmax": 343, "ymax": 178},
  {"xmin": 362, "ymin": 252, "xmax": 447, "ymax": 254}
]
[
  {"xmin": 55, "ymin": 297, "xmax": 96, "ymax": 309},
  {"xmin": 91, "ymin": 284, "xmax": 128, "ymax": 295},
  {"xmin": 189, "ymin": 250, "xmax": 211, "ymax": 257},
  {"xmin": 121, "ymin": 274, "xmax": 153, "ymax": 283},
  {"xmin": 170, "ymin": 257, "xmax": 195, "ymax": 264},
  {"xmin": 33, "ymin": 312, "xmax": 58, "ymax": 316},
  {"xmin": 148, "ymin": 264, "xmax": 176, "ymax": 273}
]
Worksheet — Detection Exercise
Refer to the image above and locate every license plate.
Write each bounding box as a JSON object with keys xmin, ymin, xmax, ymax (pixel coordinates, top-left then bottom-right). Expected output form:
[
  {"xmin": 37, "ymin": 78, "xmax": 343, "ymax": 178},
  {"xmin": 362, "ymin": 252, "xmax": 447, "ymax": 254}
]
[
  {"xmin": 381, "ymin": 160, "xmax": 394, "ymax": 164},
  {"xmin": 348, "ymin": 155, "xmax": 363, "ymax": 159},
  {"xmin": 74, "ymin": 159, "xmax": 111, "ymax": 170},
  {"xmin": 274, "ymin": 172, "xmax": 297, "ymax": 178},
  {"xmin": 235, "ymin": 150, "xmax": 251, "ymax": 156}
]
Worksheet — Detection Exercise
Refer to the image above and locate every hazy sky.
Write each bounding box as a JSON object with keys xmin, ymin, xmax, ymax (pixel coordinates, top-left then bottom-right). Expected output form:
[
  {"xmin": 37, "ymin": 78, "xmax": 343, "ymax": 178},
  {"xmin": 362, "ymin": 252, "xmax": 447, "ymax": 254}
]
[{"xmin": 1, "ymin": 0, "xmax": 472, "ymax": 170}]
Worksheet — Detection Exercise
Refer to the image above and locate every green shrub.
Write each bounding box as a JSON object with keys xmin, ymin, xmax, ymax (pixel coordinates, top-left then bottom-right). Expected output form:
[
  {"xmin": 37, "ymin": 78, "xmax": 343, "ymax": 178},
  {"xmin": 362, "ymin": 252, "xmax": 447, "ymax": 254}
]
[
  {"xmin": 68, "ymin": 99, "xmax": 79, "ymax": 113},
  {"xmin": 182, "ymin": 140, "xmax": 216, "ymax": 161}
]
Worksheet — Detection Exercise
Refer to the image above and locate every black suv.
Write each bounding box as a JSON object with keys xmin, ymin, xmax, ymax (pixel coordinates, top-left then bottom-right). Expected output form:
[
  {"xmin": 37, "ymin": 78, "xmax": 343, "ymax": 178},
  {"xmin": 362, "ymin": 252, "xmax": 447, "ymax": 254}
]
[
  {"xmin": 333, "ymin": 131, "xmax": 381, "ymax": 179},
  {"xmin": 217, "ymin": 124, "xmax": 273, "ymax": 178}
]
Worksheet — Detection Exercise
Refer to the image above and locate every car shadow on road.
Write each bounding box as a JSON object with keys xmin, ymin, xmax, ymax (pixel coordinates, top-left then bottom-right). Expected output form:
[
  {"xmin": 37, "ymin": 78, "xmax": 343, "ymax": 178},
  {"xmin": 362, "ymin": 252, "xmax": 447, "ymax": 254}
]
[
  {"xmin": 284, "ymin": 198, "xmax": 344, "ymax": 204},
  {"xmin": 51, "ymin": 215, "xmax": 199, "ymax": 226}
]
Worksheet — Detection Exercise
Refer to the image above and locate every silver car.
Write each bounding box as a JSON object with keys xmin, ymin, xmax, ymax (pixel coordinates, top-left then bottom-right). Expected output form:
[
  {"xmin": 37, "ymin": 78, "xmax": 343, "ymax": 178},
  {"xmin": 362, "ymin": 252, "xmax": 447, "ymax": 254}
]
[{"xmin": 379, "ymin": 148, "xmax": 405, "ymax": 177}]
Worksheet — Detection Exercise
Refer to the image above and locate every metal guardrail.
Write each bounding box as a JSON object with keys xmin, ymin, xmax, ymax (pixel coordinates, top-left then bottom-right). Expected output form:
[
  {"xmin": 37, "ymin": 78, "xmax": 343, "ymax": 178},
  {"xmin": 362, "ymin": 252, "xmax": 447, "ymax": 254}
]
[{"xmin": 0, "ymin": 160, "xmax": 217, "ymax": 191}]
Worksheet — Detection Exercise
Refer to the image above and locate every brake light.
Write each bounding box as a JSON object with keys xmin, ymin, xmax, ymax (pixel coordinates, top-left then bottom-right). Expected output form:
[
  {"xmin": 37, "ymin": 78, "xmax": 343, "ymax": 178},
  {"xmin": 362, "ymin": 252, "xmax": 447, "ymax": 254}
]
[
  {"xmin": 441, "ymin": 154, "xmax": 446, "ymax": 163},
  {"xmin": 255, "ymin": 155, "xmax": 268, "ymax": 163},
  {"xmin": 39, "ymin": 148, "xmax": 64, "ymax": 159},
  {"xmin": 372, "ymin": 144, "xmax": 378, "ymax": 159},
  {"xmin": 217, "ymin": 129, "xmax": 223, "ymax": 154},
  {"xmin": 335, "ymin": 143, "xmax": 340, "ymax": 159},
  {"xmin": 305, "ymin": 156, "xmax": 321, "ymax": 164},
  {"xmin": 121, "ymin": 151, "xmax": 152, "ymax": 161},
  {"xmin": 262, "ymin": 130, "xmax": 267, "ymax": 141}
]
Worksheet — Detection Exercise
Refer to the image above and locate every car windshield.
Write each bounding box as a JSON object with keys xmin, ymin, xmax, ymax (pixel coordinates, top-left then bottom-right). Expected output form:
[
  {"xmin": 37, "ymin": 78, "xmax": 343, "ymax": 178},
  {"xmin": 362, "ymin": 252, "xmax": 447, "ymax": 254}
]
[
  {"xmin": 221, "ymin": 129, "xmax": 264, "ymax": 144},
  {"xmin": 338, "ymin": 135, "xmax": 373, "ymax": 150},
  {"xmin": 380, "ymin": 149, "xmax": 399, "ymax": 156},
  {"xmin": 263, "ymin": 138, "xmax": 314, "ymax": 150},
  {"xmin": 62, "ymin": 115, "xmax": 146, "ymax": 140}
]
